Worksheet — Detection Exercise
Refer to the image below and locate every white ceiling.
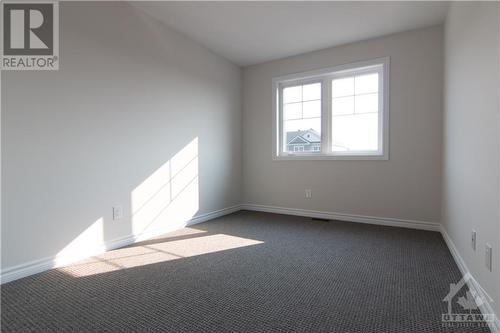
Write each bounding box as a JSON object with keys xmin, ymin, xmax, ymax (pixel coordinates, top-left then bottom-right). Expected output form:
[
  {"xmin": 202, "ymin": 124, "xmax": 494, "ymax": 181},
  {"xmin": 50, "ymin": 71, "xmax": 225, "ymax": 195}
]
[{"xmin": 133, "ymin": 1, "xmax": 449, "ymax": 67}]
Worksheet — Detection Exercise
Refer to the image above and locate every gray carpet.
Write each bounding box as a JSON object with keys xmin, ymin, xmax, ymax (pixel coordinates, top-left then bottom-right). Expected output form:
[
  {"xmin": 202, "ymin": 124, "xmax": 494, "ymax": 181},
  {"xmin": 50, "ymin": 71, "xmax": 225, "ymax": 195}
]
[{"xmin": 1, "ymin": 211, "xmax": 492, "ymax": 332}]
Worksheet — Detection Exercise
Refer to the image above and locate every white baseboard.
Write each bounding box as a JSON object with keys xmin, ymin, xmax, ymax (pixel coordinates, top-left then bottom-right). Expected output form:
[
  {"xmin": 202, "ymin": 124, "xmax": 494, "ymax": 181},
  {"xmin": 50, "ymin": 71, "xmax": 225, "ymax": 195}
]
[
  {"xmin": 4, "ymin": 202, "xmax": 497, "ymax": 331},
  {"xmin": 1, "ymin": 204, "xmax": 439, "ymax": 285},
  {"xmin": 440, "ymin": 227, "xmax": 500, "ymax": 333},
  {"xmin": 240, "ymin": 203, "xmax": 440, "ymax": 231},
  {"xmin": 0, "ymin": 205, "xmax": 240, "ymax": 284}
]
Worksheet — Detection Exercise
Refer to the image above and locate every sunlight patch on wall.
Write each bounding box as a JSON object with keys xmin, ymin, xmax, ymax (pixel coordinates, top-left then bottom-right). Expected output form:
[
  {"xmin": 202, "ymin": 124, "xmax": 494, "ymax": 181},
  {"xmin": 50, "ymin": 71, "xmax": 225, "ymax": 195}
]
[
  {"xmin": 131, "ymin": 138, "xmax": 199, "ymax": 237},
  {"xmin": 55, "ymin": 218, "xmax": 104, "ymax": 266},
  {"xmin": 58, "ymin": 232, "xmax": 263, "ymax": 277}
]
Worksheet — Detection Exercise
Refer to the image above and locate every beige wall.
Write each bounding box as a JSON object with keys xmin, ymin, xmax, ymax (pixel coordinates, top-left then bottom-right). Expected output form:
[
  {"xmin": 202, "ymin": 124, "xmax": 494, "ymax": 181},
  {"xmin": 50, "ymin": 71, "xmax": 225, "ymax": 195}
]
[
  {"xmin": 242, "ymin": 26, "xmax": 443, "ymax": 223},
  {"xmin": 1, "ymin": 2, "xmax": 241, "ymax": 270},
  {"xmin": 442, "ymin": 2, "xmax": 500, "ymax": 316}
]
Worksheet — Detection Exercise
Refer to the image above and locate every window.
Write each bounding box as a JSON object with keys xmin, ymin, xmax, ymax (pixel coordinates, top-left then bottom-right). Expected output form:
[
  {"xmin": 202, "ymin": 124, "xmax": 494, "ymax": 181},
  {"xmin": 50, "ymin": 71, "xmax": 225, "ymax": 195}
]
[
  {"xmin": 283, "ymin": 82, "xmax": 322, "ymax": 154},
  {"xmin": 273, "ymin": 57, "xmax": 389, "ymax": 160}
]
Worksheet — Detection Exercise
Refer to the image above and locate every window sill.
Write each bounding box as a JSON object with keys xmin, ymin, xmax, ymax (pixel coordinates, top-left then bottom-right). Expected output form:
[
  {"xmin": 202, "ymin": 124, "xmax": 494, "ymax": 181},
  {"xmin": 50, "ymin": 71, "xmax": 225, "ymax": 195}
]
[{"xmin": 273, "ymin": 153, "xmax": 389, "ymax": 161}]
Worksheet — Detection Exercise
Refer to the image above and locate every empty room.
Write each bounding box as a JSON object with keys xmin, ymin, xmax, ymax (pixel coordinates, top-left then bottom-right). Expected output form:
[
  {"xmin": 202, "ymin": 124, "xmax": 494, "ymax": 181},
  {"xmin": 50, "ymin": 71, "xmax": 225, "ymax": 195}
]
[{"xmin": 1, "ymin": 1, "xmax": 499, "ymax": 332}]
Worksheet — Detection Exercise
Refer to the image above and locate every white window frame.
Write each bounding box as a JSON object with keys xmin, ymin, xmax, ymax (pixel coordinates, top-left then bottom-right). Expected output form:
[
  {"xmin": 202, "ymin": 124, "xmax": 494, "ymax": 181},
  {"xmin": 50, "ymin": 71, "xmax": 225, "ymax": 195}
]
[{"xmin": 272, "ymin": 57, "xmax": 390, "ymax": 161}]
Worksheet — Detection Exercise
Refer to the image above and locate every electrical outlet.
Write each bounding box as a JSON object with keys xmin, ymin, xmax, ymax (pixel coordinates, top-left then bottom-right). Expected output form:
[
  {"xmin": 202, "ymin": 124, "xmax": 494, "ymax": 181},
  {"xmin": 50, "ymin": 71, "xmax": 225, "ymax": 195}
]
[
  {"xmin": 112, "ymin": 205, "xmax": 123, "ymax": 220},
  {"xmin": 305, "ymin": 189, "xmax": 312, "ymax": 199},
  {"xmin": 471, "ymin": 230, "xmax": 476, "ymax": 250},
  {"xmin": 485, "ymin": 243, "xmax": 492, "ymax": 272}
]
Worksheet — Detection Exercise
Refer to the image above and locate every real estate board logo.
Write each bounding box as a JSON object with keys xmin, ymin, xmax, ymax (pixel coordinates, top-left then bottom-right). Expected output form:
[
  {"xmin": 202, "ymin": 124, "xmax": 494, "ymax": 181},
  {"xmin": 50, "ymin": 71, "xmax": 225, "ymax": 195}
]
[
  {"xmin": 441, "ymin": 273, "xmax": 494, "ymax": 329},
  {"xmin": 1, "ymin": 1, "xmax": 59, "ymax": 70}
]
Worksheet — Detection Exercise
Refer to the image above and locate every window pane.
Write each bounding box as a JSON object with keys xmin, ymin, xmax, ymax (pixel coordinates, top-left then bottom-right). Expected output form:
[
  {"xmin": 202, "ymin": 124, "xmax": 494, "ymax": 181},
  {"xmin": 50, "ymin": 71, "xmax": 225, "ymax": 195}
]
[
  {"xmin": 332, "ymin": 77, "xmax": 354, "ymax": 97},
  {"xmin": 284, "ymin": 103, "xmax": 302, "ymax": 120},
  {"xmin": 355, "ymin": 73, "xmax": 378, "ymax": 95},
  {"xmin": 332, "ymin": 96, "xmax": 354, "ymax": 116},
  {"xmin": 283, "ymin": 85, "xmax": 302, "ymax": 103},
  {"xmin": 282, "ymin": 82, "xmax": 322, "ymax": 154},
  {"xmin": 332, "ymin": 113, "xmax": 378, "ymax": 152},
  {"xmin": 302, "ymin": 83, "xmax": 321, "ymax": 101},
  {"xmin": 302, "ymin": 100, "xmax": 321, "ymax": 118},
  {"xmin": 284, "ymin": 118, "xmax": 321, "ymax": 154},
  {"xmin": 355, "ymin": 93, "xmax": 378, "ymax": 114},
  {"xmin": 285, "ymin": 118, "xmax": 321, "ymax": 134}
]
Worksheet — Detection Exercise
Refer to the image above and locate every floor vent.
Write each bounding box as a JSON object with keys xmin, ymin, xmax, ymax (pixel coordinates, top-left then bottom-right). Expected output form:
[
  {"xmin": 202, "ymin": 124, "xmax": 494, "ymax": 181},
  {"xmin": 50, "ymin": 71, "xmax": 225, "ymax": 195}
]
[{"xmin": 311, "ymin": 217, "xmax": 330, "ymax": 222}]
